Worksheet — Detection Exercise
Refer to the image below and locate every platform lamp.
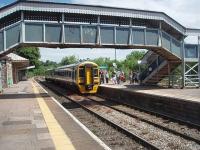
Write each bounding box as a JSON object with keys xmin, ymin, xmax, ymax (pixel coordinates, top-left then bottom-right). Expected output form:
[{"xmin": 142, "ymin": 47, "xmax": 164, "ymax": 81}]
[
  {"xmin": 137, "ymin": 60, "xmax": 141, "ymax": 73},
  {"xmin": 138, "ymin": 60, "xmax": 142, "ymax": 83}
]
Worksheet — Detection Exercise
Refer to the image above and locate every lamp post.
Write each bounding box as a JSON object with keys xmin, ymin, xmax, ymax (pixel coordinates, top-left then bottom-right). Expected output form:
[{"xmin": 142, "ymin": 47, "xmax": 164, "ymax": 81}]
[
  {"xmin": 137, "ymin": 60, "xmax": 141, "ymax": 73},
  {"xmin": 115, "ymin": 49, "xmax": 117, "ymax": 62},
  {"xmin": 138, "ymin": 60, "xmax": 141, "ymax": 84}
]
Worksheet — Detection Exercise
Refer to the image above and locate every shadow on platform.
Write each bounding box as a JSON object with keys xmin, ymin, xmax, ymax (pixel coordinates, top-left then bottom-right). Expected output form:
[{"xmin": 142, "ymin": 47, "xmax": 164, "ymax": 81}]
[{"xmin": 0, "ymin": 93, "xmax": 50, "ymax": 99}]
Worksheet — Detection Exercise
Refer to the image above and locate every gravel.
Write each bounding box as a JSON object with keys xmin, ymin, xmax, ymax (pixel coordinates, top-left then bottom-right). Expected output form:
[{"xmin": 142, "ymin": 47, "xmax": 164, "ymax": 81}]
[
  {"xmin": 70, "ymin": 95, "xmax": 200, "ymax": 150},
  {"xmin": 91, "ymin": 96, "xmax": 200, "ymax": 142}
]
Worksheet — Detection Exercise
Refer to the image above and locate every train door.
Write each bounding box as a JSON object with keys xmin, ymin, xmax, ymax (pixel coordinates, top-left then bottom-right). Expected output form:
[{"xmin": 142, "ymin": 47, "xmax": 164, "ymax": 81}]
[{"xmin": 85, "ymin": 65, "xmax": 93, "ymax": 90}]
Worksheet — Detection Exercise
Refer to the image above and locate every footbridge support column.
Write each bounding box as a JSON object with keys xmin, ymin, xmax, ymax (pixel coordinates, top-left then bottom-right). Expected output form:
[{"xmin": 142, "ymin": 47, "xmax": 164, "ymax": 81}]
[
  {"xmin": 198, "ymin": 36, "xmax": 200, "ymax": 87},
  {"xmin": 181, "ymin": 37, "xmax": 185, "ymax": 88}
]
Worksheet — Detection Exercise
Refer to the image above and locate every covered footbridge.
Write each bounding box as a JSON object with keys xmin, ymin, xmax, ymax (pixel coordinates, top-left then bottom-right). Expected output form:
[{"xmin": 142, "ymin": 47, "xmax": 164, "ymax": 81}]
[{"xmin": 0, "ymin": 0, "xmax": 199, "ymax": 87}]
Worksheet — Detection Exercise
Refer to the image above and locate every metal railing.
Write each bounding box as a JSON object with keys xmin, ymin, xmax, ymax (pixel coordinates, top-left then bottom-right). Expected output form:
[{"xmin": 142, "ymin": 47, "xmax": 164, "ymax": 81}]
[{"xmin": 140, "ymin": 56, "xmax": 165, "ymax": 81}]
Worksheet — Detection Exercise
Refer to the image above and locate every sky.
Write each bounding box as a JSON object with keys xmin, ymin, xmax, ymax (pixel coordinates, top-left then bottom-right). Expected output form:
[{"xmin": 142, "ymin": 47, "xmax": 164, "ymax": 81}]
[{"xmin": 1, "ymin": 0, "xmax": 200, "ymax": 62}]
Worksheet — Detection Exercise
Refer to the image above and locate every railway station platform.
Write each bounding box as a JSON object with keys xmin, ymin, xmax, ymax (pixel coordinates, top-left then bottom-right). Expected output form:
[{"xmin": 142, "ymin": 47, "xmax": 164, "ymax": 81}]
[
  {"xmin": 100, "ymin": 83, "xmax": 200, "ymax": 103},
  {"xmin": 99, "ymin": 84, "xmax": 200, "ymax": 125},
  {"xmin": 0, "ymin": 80, "xmax": 107, "ymax": 150}
]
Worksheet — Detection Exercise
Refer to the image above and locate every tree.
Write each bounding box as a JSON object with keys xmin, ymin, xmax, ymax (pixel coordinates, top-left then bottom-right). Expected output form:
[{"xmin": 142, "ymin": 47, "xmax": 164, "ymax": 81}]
[
  {"xmin": 60, "ymin": 55, "xmax": 78, "ymax": 65},
  {"xmin": 122, "ymin": 51, "xmax": 145, "ymax": 71},
  {"xmin": 16, "ymin": 47, "xmax": 41, "ymax": 68},
  {"xmin": 43, "ymin": 60, "xmax": 58, "ymax": 67}
]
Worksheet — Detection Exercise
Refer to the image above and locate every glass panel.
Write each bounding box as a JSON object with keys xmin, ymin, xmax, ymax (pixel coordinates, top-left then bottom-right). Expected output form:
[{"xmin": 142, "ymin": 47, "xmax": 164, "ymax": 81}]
[
  {"xmin": 185, "ymin": 44, "xmax": 198, "ymax": 58},
  {"xmin": 6, "ymin": 24, "xmax": 21, "ymax": 48},
  {"xmin": 162, "ymin": 32, "xmax": 171, "ymax": 50},
  {"xmin": 0, "ymin": 32, "xmax": 3, "ymax": 52},
  {"xmin": 116, "ymin": 27, "xmax": 129, "ymax": 44},
  {"xmin": 45, "ymin": 24, "xmax": 62, "ymax": 42},
  {"xmin": 146, "ymin": 29, "xmax": 158, "ymax": 46},
  {"xmin": 171, "ymin": 39, "xmax": 181, "ymax": 57},
  {"xmin": 100, "ymin": 27, "xmax": 114, "ymax": 44},
  {"xmin": 82, "ymin": 26, "xmax": 97, "ymax": 43},
  {"xmin": 25, "ymin": 23, "xmax": 43, "ymax": 42},
  {"xmin": 93, "ymin": 68, "xmax": 98, "ymax": 77},
  {"xmin": 65, "ymin": 25, "xmax": 80, "ymax": 43},
  {"xmin": 132, "ymin": 28, "xmax": 145, "ymax": 45},
  {"xmin": 79, "ymin": 68, "xmax": 85, "ymax": 77}
]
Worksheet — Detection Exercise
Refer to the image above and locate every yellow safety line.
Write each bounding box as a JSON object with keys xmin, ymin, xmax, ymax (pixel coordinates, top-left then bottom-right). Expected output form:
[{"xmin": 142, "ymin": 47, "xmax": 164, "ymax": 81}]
[{"xmin": 32, "ymin": 82, "xmax": 76, "ymax": 150}]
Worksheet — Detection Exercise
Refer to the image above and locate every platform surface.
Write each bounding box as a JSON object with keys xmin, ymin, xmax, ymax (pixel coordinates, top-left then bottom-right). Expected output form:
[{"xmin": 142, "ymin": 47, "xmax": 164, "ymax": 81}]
[
  {"xmin": 0, "ymin": 80, "xmax": 105, "ymax": 150},
  {"xmin": 100, "ymin": 83, "xmax": 200, "ymax": 103}
]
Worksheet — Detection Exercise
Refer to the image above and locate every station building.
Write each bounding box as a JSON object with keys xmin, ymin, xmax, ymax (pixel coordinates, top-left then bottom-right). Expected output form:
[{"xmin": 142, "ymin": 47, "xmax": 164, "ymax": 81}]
[{"xmin": 0, "ymin": 53, "xmax": 29, "ymax": 92}]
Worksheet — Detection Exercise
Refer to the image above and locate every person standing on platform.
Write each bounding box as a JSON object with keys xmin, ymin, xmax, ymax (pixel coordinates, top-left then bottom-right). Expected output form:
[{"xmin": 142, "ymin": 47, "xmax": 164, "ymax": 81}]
[
  {"xmin": 116, "ymin": 71, "xmax": 121, "ymax": 84},
  {"xmin": 100, "ymin": 70, "xmax": 104, "ymax": 84},
  {"xmin": 129, "ymin": 71, "xmax": 133, "ymax": 84},
  {"xmin": 105, "ymin": 71, "xmax": 109, "ymax": 84}
]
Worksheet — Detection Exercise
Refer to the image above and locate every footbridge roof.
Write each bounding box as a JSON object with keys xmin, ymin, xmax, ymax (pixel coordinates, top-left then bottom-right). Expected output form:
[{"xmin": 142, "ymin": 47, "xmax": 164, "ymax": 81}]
[{"xmin": 0, "ymin": 0, "xmax": 200, "ymax": 36}]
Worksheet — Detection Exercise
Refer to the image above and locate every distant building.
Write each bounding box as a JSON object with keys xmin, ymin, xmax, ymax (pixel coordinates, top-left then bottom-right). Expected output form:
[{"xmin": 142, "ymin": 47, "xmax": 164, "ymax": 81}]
[{"xmin": 0, "ymin": 53, "xmax": 29, "ymax": 92}]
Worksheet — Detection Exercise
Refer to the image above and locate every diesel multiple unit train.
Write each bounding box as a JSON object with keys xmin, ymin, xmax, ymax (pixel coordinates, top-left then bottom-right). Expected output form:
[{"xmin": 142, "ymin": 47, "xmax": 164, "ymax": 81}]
[{"xmin": 45, "ymin": 61, "xmax": 100, "ymax": 94}]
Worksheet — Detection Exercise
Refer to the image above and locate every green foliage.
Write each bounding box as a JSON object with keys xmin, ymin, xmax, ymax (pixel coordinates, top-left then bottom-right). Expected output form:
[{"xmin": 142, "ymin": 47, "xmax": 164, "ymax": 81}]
[
  {"xmin": 123, "ymin": 51, "xmax": 146, "ymax": 71},
  {"xmin": 91, "ymin": 51, "xmax": 145, "ymax": 77},
  {"xmin": 16, "ymin": 47, "xmax": 40, "ymax": 68},
  {"xmin": 42, "ymin": 60, "xmax": 59, "ymax": 69},
  {"xmin": 60, "ymin": 55, "xmax": 78, "ymax": 65}
]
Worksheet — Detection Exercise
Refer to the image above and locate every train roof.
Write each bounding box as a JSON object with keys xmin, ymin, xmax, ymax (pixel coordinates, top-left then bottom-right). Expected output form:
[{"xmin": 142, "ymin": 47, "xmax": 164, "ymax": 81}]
[{"xmin": 55, "ymin": 61, "xmax": 98, "ymax": 70}]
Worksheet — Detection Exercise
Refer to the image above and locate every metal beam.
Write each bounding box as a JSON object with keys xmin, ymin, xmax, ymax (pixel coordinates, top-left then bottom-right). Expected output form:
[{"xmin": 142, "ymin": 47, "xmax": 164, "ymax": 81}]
[
  {"xmin": 43, "ymin": 23, "xmax": 45, "ymax": 42},
  {"xmin": 198, "ymin": 36, "xmax": 200, "ymax": 87},
  {"xmin": 181, "ymin": 37, "xmax": 185, "ymax": 88},
  {"xmin": 80, "ymin": 25, "xmax": 83, "ymax": 44},
  {"xmin": 114, "ymin": 26, "xmax": 116, "ymax": 45},
  {"xmin": 186, "ymin": 28, "xmax": 200, "ymax": 36},
  {"xmin": 3, "ymin": 29, "xmax": 6, "ymax": 51},
  {"xmin": 97, "ymin": 16, "xmax": 100, "ymax": 45},
  {"xmin": 185, "ymin": 63, "xmax": 198, "ymax": 74},
  {"xmin": 61, "ymin": 13, "xmax": 65, "ymax": 44},
  {"xmin": 21, "ymin": 11, "xmax": 25, "ymax": 43},
  {"xmin": 128, "ymin": 18, "xmax": 132, "ymax": 45},
  {"xmin": 144, "ymin": 28, "xmax": 147, "ymax": 45},
  {"xmin": 158, "ymin": 21, "xmax": 162, "ymax": 47}
]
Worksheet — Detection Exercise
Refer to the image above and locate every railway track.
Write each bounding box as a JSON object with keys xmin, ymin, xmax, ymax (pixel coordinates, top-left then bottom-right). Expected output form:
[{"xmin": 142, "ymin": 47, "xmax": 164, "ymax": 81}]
[
  {"xmin": 37, "ymin": 79, "xmax": 200, "ymax": 150},
  {"xmin": 87, "ymin": 96, "xmax": 200, "ymax": 145},
  {"xmin": 37, "ymin": 79, "xmax": 158, "ymax": 149}
]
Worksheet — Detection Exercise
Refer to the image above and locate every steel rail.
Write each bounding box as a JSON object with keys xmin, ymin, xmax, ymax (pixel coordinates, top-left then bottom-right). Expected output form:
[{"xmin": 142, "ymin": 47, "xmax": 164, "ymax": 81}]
[
  {"xmin": 88, "ymin": 96, "xmax": 200, "ymax": 145},
  {"xmin": 97, "ymin": 94, "xmax": 200, "ymax": 129}
]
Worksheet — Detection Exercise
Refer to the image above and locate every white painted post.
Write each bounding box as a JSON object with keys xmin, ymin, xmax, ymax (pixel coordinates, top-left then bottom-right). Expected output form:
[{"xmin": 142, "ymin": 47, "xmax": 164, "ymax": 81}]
[{"xmin": 198, "ymin": 36, "xmax": 200, "ymax": 87}]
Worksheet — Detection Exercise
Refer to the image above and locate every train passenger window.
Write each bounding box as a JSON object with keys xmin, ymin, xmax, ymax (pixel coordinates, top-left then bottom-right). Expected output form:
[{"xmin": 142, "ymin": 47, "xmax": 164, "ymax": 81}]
[
  {"xmin": 69, "ymin": 71, "xmax": 71, "ymax": 77},
  {"xmin": 75, "ymin": 70, "xmax": 77, "ymax": 79},
  {"xmin": 93, "ymin": 68, "xmax": 98, "ymax": 77},
  {"xmin": 79, "ymin": 68, "xmax": 85, "ymax": 77},
  {"xmin": 66, "ymin": 71, "xmax": 68, "ymax": 77}
]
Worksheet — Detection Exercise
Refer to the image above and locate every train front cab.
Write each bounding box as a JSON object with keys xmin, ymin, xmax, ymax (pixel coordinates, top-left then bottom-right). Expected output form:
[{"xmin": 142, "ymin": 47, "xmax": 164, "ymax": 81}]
[{"xmin": 77, "ymin": 63, "xmax": 99, "ymax": 94}]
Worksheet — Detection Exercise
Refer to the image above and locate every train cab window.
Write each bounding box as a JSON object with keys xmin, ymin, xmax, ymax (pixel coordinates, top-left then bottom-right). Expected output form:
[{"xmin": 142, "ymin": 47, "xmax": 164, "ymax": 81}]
[
  {"xmin": 93, "ymin": 68, "xmax": 98, "ymax": 77},
  {"xmin": 79, "ymin": 67, "xmax": 85, "ymax": 77}
]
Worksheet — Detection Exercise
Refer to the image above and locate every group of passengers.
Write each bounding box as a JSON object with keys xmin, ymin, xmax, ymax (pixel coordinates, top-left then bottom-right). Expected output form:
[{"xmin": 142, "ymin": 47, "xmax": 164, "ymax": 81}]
[
  {"xmin": 111, "ymin": 70, "xmax": 126, "ymax": 84},
  {"xmin": 129, "ymin": 71, "xmax": 140, "ymax": 84},
  {"xmin": 99, "ymin": 70, "xmax": 109, "ymax": 84},
  {"xmin": 99, "ymin": 70, "xmax": 126, "ymax": 85}
]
